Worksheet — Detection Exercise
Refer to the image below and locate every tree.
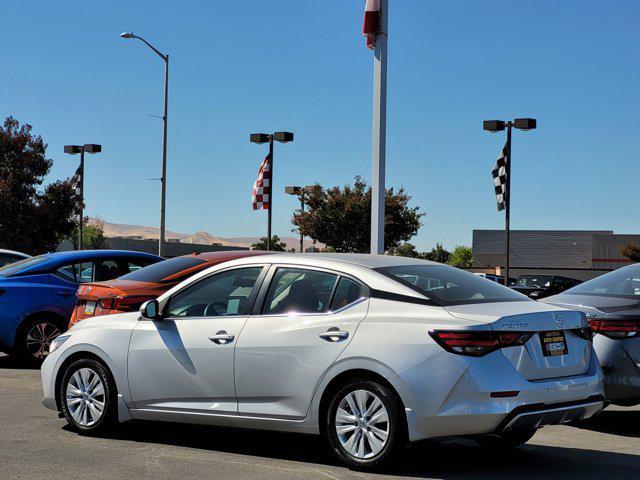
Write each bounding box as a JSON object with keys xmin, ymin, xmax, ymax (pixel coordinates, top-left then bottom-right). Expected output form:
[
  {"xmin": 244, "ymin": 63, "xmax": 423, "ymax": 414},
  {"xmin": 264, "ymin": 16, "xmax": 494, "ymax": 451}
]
[
  {"xmin": 423, "ymin": 243, "xmax": 450, "ymax": 263},
  {"xmin": 0, "ymin": 117, "xmax": 77, "ymax": 254},
  {"xmin": 448, "ymin": 245, "xmax": 473, "ymax": 267},
  {"xmin": 70, "ymin": 218, "xmax": 109, "ymax": 250},
  {"xmin": 292, "ymin": 177, "xmax": 425, "ymax": 253},
  {"xmin": 387, "ymin": 242, "xmax": 421, "ymax": 258},
  {"xmin": 251, "ymin": 235, "xmax": 288, "ymax": 252},
  {"xmin": 621, "ymin": 242, "xmax": 640, "ymax": 263}
]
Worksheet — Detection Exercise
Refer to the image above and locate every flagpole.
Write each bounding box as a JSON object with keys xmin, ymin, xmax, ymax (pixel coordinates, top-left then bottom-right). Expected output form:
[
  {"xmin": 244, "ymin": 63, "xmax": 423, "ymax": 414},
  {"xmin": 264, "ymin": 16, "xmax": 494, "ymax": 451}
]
[
  {"xmin": 370, "ymin": 0, "xmax": 388, "ymax": 255},
  {"xmin": 505, "ymin": 122, "xmax": 512, "ymax": 284}
]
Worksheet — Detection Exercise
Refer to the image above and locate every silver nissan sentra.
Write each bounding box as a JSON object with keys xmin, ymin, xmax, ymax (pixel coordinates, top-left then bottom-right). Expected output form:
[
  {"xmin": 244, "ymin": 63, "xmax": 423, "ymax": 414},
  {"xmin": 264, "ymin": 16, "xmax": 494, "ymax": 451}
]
[{"xmin": 41, "ymin": 254, "xmax": 603, "ymax": 469}]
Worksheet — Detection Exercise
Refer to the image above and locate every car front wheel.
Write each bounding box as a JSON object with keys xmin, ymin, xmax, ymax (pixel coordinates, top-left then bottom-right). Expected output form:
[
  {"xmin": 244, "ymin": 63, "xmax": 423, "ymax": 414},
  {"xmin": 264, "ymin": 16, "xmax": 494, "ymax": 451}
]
[
  {"xmin": 326, "ymin": 380, "xmax": 404, "ymax": 470},
  {"xmin": 60, "ymin": 358, "xmax": 117, "ymax": 433}
]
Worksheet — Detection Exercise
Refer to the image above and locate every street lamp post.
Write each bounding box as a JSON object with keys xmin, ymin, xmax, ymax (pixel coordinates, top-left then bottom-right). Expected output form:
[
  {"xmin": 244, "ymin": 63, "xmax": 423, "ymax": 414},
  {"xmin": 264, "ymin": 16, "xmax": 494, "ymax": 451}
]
[
  {"xmin": 483, "ymin": 117, "xmax": 537, "ymax": 284},
  {"xmin": 120, "ymin": 32, "xmax": 169, "ymax": 257},
  {"xmin": 285, "ymin": 185, "xmax": 305, "ymax": 253},
  {"xmin": 250, "ymin": 131, "xmax": 294, "ymax": 251},
  {"xmin": 64, "ymin": 144, "xmax": 102, "ymax": 250}
]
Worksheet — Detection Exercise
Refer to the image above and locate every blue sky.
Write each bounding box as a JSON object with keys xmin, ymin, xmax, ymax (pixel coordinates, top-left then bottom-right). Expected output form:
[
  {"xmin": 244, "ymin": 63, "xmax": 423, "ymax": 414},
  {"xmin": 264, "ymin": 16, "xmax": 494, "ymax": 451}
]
[{"xmin": 2, "ymin": 0, "xmax": 638, "ymax": 250}]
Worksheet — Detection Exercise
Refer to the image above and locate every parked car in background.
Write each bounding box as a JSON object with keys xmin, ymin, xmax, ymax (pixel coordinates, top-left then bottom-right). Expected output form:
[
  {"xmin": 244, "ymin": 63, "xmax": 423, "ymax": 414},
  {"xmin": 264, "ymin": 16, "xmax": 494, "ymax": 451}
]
[
  {"xmin": 511, "ymin": 274, "xmax": 582, "ymax": 299},
  {"xmin": 43, "ymin": 254, "xmax": 603, "ymax": 469},
  {"xmin": 474, "ymin": 273, "xmax": 516, "ymax": 286},
  {"xmin": 543, "ymin": 264, "xmax": 640, "ymax": 406},
  {"xmin": 0, "ymin": 250, "xmax": 161, "ymax": 361},
  {"xmin": 0, "ymin": 249, "xmax": 30, "ymax": 267},
  {"xmin": 69, "ymin": 250, "xmax": 270, "ymax": 327}
]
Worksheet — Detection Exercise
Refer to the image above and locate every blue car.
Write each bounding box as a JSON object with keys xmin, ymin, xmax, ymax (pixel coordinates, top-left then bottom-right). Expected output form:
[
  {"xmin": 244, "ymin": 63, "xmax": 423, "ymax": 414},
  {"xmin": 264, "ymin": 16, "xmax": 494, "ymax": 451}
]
[{"xmin": 0, "ymin": 250, "xmax": 162, "ymax": 361}]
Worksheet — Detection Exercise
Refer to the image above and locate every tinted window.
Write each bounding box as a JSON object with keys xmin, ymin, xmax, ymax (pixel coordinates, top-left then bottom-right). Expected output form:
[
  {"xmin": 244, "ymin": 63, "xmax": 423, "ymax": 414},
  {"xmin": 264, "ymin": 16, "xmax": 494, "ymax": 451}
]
[
  {"xmin": 0, "ymin": 255, "xmax": 49, "ymax": 277},
  {"xmin": 95, "ymin": 260, "xmax": 120, "ymax": 281},
  {"xmin": 263, "ymin": 268, "xmax": 338, "ymax": 314},
  {"xmin": 517, "ymin": 275, "xmax": 554, "ymax": 288},
  {"xmin": 124, "ymin": 259, "xmax": 155, "ymax": 274},
  {"xmin": 377, "ymin": 264, "xmax": 528, "ymax": 306},
  {"xmin": 565, "ymin": 266, "xmax": 640, "ymax": 298},
  {"xmin": 119, "ymin": 257, "xmax": 206, "ymax": 283},
  {"xmin": 57, "ymin": 262, "xmax": 95, "ymax": 283},
  {"xmin": 330, "ymin": 277, "xmax": 364, "ymax": 311},
  {"xmin": 166, "ymin": 267, "xmax": 263, "ymax": 317}
]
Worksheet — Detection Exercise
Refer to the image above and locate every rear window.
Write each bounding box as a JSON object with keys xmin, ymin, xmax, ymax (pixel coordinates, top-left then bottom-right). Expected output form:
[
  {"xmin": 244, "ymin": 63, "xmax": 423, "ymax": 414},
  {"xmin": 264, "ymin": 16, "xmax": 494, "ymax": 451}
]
[
  {"xmin": 565, "ymin": 266, "xmax": 640, "ymax": 299},
  {"xmin": 376, "ymin": 264, "xmax": 529, "ymax": 306},
  {"xmin": 0, "ymin": 255, "xmax": 50, "ymax": 277},
  {"xmin": 118, "ymin": 257, "xmax": 206, "ymax": 283}
]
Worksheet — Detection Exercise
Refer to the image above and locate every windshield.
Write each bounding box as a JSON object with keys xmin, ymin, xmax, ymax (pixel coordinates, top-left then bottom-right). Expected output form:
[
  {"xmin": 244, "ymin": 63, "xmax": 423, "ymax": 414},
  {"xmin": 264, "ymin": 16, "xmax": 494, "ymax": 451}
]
[
  {"xmin": 118, "ymin": 256, "xmax": 206, "ymax": 283},
  {"xmin": 0, "ymin": 255, "xmax": 50, "ymax": 277},
  {"xmin": 565, "ymin": 266, "xmax": 640, "ymax": 299},
  {"xmin": 516, "ymin": 275, "xmax": 553, "ymax": 288},
  {"xmin": 376, "ymin": 264, "xmax": 529, "ymax": 306}
]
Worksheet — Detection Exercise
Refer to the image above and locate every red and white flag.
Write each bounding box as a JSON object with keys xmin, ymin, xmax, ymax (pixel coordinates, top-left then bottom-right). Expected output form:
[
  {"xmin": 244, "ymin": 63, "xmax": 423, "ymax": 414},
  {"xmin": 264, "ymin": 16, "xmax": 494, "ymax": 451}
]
[
  {"xmin": 252, "ymin": 154, "xmax": 271, "ymax": 210},
  {"xmin": 362, "ymin": 0, "xmax": 381, "ymax": 49}
]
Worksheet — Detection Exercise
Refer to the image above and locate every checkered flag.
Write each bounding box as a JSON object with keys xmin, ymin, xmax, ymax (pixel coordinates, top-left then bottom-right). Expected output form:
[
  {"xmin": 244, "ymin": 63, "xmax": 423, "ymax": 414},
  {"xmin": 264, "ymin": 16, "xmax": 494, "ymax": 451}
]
[
  {"xmin": 71, "ymin": 165, "xmax": 82, "ymax": 198},
  {"xmin": 252, "ymin": 154, "xmax": 271, "ymax": 210},
  {"xmin": 491, "ymin": 142, "xmax": 508, "ymax": 211}
]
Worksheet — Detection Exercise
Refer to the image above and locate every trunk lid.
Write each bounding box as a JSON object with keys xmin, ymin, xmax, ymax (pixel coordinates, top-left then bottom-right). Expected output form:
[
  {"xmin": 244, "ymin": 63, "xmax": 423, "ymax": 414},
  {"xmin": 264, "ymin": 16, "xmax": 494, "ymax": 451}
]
[{"xmin": 445, "ymin": 301, "xmax": 591, "ymax": 380}]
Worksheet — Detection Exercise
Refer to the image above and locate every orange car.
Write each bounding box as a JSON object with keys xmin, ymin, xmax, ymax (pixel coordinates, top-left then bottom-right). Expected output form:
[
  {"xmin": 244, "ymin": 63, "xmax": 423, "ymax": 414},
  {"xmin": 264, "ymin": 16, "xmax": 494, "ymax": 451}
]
[{"xmin": 69, "ymin": 250, "xmax": 269, "ymax": 327}]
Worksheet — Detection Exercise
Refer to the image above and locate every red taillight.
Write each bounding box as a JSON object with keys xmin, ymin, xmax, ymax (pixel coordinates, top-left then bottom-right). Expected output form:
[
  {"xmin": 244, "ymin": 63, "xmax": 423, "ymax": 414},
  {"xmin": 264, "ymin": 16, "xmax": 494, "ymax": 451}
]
[
  {"xmin": 589, "ymin": 319, "xmax": 640, "ymax": 339},
  {"xmin": 429, "ymin": 330, "xmax": 533, "ymax": 357},
  {"xmin": 98, "ymin": 296, "xmax": 154, "ymax": 312}
]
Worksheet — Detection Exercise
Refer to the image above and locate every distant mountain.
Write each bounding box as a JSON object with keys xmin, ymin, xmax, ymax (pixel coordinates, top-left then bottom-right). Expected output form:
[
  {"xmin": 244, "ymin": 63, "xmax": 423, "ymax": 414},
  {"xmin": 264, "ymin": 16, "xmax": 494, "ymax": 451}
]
[{"xmin": 94, "ymin": 219, "xmax": 319, "ymax": 252}]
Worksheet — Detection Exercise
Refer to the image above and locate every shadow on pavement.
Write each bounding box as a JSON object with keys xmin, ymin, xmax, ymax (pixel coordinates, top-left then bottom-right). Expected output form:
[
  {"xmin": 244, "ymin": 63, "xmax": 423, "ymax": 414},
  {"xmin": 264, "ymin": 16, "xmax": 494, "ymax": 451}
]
[
  {"xmin": 0, "ymin": 353, "xmax": 39, "ymax": 370},
  {"xmin": 79, "ymin": 420, "xmax": 640, "ymax": 479},
  {"xmin": 575, "ymin": 409, "xmax": 640, "ymax": 438}
]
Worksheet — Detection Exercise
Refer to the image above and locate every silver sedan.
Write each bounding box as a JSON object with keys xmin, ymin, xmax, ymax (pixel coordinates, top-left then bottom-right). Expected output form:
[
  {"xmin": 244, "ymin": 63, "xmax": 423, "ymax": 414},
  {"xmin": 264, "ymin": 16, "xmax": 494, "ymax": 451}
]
[{"xmin": 42, "ymin": 254, "xmax": 603, "ymax": 469}]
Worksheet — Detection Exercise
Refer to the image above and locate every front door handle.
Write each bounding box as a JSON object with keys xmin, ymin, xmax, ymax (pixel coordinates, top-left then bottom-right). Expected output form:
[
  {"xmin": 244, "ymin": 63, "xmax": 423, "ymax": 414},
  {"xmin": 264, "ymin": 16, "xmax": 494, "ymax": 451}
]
[
  {"xmin": 319, "ymin": 328, "xmax": 349, "ymax": 342},
  {"xmin": 209, "ymin": 331, "xmax": 235, "ymax": 345}
]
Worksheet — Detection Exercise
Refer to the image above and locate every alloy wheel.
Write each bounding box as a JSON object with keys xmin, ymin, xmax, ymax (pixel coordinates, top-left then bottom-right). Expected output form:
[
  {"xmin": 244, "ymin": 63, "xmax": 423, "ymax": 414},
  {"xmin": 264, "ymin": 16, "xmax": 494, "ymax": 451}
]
[
  {"xmin": 65, "ymin": 368, "xmax": 106, "ymax": 427},
  {"xmin": 25, "ymin": 322, "xmax": 61, "ymax": 359},
  {"xmin": 335, "ymin": 389, "xmax": 390, "ymax": 459}
]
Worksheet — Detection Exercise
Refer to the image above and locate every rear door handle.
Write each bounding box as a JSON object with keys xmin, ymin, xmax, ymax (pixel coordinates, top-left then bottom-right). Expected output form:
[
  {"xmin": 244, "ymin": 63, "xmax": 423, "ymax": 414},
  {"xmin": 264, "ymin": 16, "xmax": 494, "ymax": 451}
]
[
  {"xmin": 209, "ymin": 331, "xmax": 235, "ymax": 345},
  {"xmin": 319, "ymin": 328, "xmax": 349, "ymax": 342}
]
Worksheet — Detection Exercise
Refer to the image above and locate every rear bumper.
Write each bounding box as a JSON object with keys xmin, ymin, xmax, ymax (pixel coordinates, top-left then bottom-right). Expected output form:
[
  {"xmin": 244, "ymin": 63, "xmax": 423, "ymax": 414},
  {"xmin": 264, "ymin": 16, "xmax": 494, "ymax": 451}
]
[
  {"xmin": 593, "ymin": 335, "xmax": 640, "ymax": 405},
  {"xmin": 496, "ymin": 395, "xmax": 604, "ymax": 432}
]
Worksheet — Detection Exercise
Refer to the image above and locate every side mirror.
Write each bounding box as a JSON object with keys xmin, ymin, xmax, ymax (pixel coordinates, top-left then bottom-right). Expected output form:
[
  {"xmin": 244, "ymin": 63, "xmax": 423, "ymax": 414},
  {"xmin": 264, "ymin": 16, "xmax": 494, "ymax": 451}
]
[{"xmin": 140, "ymin": 299, "xmax": 161, "ymax": 320}]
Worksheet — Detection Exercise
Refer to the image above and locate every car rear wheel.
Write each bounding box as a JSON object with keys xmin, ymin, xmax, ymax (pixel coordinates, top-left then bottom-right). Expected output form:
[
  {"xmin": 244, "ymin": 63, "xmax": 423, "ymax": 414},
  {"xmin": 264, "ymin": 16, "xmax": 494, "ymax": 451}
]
[
  {"xmin": 475, "ymin": 427, "xmax": 537, "ymax": 448},
  {"xmin": 60, "ymin": 359, "xmax": 117, "ymax": 434},
  {"xmin": 16, "ymin": 316, "xmax": 64, "ymax": 362},
  {"xmin": 326, "ymin": 380, "xmax": 404, "ymax": 470}
]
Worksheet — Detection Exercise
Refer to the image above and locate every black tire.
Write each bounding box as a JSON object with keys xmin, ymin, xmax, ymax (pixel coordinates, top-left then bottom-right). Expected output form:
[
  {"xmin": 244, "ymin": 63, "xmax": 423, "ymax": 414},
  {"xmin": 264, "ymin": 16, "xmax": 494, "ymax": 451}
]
[
  {"xmin": 475, "ymin": 427, "xmax": 537, "ymax": 448},
  {"xmin": 325, "ymin": 380, "xmax": 405, "ymax": 470},
  {"xmin": 14, "ymin": 315, "xmax": 65, "ymax": 363},
  {"xmin": 59, "ymin": 358, "xmax": 118, "ymax": 434}
]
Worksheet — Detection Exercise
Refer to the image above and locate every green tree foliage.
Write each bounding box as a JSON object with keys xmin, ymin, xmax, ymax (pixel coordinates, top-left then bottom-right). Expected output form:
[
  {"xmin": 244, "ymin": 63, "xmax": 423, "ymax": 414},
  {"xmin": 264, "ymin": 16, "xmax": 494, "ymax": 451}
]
[
  {"xmin": 423, "ymin": 243, "xmax": 450, "ymax": 263},
  {"xmin": 621, "ymin": 242, "xmax": 640, "ymax": 263},
  {"xmin": 387, "ymin": 242, "xmax": 421, "ymax": 258},
  {"xmin": 447, "ymin": 245, "xmax": 473, "ymax": 267},
  {"xmin": 0, "ymin": 117, "xmax": 77, "ymax": 254},
  {"xmin": 251, "ymin": 235, "xmax": 288, "ymax": 252},
  {"xmin": 70, "ymin": 218, "xmax": 108, "ymax": 250},
  {"xmin": 292, "ymin": 177, "xmax": 425, "ymax": 253}
]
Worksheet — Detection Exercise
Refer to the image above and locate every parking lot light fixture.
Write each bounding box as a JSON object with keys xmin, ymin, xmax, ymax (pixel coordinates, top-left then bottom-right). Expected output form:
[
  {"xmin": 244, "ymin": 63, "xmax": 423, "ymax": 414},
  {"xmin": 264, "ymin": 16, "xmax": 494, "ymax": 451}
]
[
  {"xmin": 120, "ymin": 31, "xmax": 169, "ymax": 257},
  {"xmin": 64, "ymin": 143, "xmax": 102, "ymax": 250},
  {"xmin": 285, "ymin": 186, "xmax": 304, "ymax": 253},
  {"xmin": 250, "ymin": 131, "xmax": 294, "ymax": 251}
]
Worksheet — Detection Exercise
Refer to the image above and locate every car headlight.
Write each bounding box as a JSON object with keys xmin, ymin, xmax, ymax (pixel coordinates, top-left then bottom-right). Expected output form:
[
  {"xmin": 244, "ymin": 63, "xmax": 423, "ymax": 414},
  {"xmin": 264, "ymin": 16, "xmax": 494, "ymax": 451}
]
[{"xmin": 49, "ymin": 335, "xmax": 71, "ymax": 354}]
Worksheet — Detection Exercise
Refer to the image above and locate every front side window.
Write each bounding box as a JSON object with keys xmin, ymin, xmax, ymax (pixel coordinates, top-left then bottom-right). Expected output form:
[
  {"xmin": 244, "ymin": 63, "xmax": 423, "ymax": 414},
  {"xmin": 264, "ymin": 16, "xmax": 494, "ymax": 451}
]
[
  {"xmin": 377, "ymin": 264, "xmax": 528, "ymax": 306},
  {"xmin": 263, "ymin": 268, "xmax": 338, "ymax": 315},
  {"xmin": 166, "ymin": 267, "xmax": 263, "ymax": 318}
]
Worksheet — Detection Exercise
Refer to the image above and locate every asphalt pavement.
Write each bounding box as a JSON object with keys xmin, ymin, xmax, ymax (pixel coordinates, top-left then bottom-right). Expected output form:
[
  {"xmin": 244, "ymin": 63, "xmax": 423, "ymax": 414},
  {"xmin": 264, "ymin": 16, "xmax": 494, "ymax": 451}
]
[{"xmin": 1, "ymin": 353, "xmax": 639, "ymax": 480}]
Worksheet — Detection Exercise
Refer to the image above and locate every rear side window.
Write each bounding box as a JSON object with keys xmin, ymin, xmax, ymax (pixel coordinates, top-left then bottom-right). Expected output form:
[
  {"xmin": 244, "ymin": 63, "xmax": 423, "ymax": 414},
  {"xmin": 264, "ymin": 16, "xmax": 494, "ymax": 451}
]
[
  {"xmin": 262, "ymin": 268, "xmax": 338, "ymax": 314},
  {"xmin": 119, "ymin": 257, "xmax": 206, "ymax": 283},
  {"xmin": 56, "ymin": 261, "xmax": 95, "ymax": 283},
  {"xmin": 330, "ymin": 277, "xmax": 364, "ymax": 311}
]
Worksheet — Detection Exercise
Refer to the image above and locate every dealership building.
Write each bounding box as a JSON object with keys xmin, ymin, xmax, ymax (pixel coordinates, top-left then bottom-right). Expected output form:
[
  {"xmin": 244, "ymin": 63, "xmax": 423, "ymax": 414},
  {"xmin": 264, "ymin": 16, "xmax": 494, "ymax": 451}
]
[{"xmin": 471, "ymin": 230, "xmax": 639, "ymax": 281}]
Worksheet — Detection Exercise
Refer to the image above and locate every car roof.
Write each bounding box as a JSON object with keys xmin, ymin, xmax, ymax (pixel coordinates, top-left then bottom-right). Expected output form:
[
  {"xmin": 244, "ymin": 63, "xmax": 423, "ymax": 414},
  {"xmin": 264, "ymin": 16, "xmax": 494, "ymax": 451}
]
[
  {"xmin": 14, "ymin": 250, "xmax": 162, "ymax": 275},
  {"xmin": 222, "ymin": 252, "xmax": 442, "ymax": 269},
  {"xmin": 183, "ymin": 250, "xmax": 270, "ymax": 262}
]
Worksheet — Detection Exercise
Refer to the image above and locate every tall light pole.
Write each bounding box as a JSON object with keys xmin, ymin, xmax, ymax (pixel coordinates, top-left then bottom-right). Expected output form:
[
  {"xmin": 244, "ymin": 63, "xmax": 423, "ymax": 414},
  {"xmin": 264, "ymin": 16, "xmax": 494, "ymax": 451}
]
[
  {"xmin": 64, "ymin": 144, "xmax": 102, "ymax": 250},
  {"xmin": 483, "ymin": 118, "xmax": 537, "ymax": 284},
  {"xmin": 250, "ymin": 132, "xmax": 294, "ymax": 251},
  {"xmin": 120, "ymin": 32, "xmax": 169, "ymax": 257}
]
